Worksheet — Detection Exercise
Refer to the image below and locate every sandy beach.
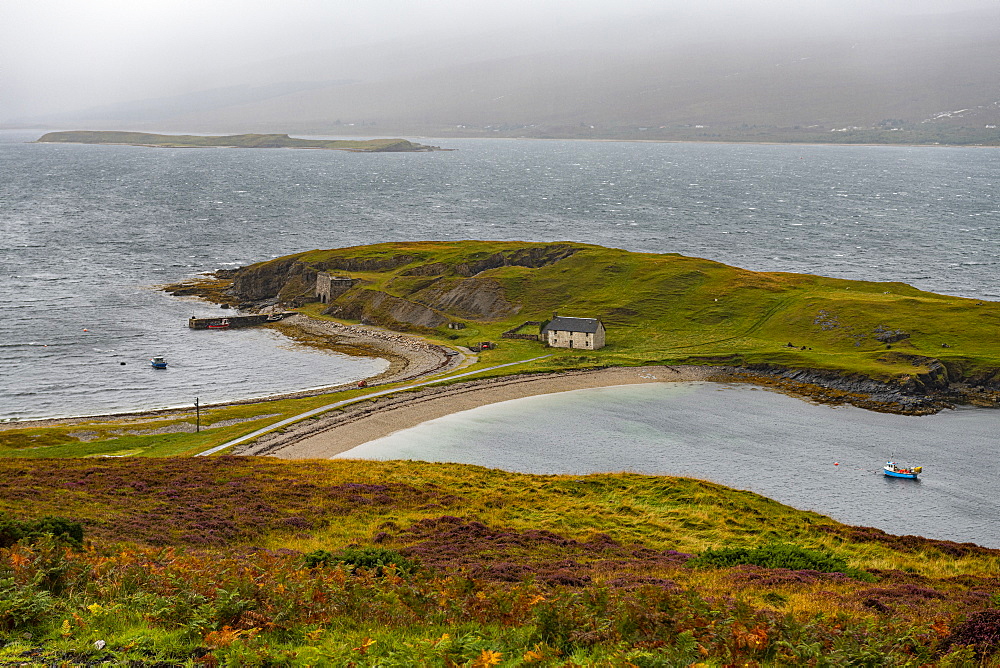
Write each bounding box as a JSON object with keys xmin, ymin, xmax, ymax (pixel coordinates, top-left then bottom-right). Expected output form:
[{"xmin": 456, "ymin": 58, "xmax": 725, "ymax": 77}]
[{"xmin": 240, "ymin": 365, "xmax": 726, "ymax": 459}]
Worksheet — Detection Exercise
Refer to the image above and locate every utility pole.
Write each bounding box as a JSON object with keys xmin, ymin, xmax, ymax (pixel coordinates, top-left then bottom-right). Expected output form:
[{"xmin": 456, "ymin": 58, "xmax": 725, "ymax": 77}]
[{"xmin": 195, "ymin": 397, "xmax": 200, "ymax": 432}]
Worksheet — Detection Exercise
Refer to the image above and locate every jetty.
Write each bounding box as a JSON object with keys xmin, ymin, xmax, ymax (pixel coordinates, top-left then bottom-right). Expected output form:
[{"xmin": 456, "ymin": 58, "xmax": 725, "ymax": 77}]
[{"xmin": 188, "ymin": 313, "xmax": 296, "ymax": 330}]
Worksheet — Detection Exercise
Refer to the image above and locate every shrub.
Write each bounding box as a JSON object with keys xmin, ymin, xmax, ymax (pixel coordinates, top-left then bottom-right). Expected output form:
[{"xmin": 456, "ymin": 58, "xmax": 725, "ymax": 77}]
[
  {"xmin": 0, "ymin": 578, "xmax": 53, "ymax": 631},
  {"xmin": 303, "ymin": 546, "xmax": 416, "ymax": 576},
  {"xmin": 762, "ymin": 592, "xmax": 788, "ymax": 606},
  {"xmin": 690, "ymin": 542, "xmax": 870, "ymax": 579},
  {"xmin": 940, "ymin": 609, "xmax": 1000, "ymax": 660},
  {"xmin": 0, "ymin": 515, "xmax": 84, "ymax": 549}
]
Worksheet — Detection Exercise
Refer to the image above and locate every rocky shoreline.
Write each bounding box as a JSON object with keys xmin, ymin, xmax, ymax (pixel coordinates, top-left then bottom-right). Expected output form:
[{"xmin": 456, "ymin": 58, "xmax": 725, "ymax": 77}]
[
  {"xmin": 729, "ymin": 364, "xmax": 1000, "ymax": 416},
  {"xmin": 270, "ymin": 314, "xmax": 464, "ymax": 385}
]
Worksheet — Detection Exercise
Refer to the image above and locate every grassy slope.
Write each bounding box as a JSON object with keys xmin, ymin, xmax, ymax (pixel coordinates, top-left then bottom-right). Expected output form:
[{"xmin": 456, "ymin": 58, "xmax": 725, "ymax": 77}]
[
  {"xmin": 35, "ymin": 131, "xmax": 429, "ymax": 151},
  {"xmin": 0, "ymin": 457, "xmax": 998, "ymax": 665},
  {"xmin": 292, "ymin": 241, "xmax": 999, "ymax": 381},
  {"xmin": 0, "ymin": 386, "xmax": 385, "ymax": 458}
]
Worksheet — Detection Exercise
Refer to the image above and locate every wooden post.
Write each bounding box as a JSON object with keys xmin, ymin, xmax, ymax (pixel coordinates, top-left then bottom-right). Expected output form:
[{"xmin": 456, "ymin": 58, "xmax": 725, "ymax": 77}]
[{"xmin": 195, "ymin": 397, "xmax": 200, "ymax": 433}]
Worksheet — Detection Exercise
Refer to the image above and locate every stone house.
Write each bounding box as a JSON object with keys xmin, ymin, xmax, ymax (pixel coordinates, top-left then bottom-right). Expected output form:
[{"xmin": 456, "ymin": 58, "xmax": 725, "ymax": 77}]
[
  {"xmin": 315, "ymin": 274, "xmax": 356, "ymax": 304},
  {"xmin": 541, "ymin": 316, "xmax": 606, "ymax": 350}
]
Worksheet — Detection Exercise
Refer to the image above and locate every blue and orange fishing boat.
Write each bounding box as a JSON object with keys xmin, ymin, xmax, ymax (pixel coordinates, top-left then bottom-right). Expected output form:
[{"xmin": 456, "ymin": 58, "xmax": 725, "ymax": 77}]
[
  {"xmin": 884, "ymin": 461, "xmax": 922, "ymax": 479},
  {"xmin": 150, "ymin": 356, "xmax": 168, "ymax": 369}
]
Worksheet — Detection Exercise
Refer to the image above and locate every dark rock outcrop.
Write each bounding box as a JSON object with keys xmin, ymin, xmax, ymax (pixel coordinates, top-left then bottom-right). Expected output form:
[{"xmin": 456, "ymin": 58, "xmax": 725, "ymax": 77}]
[
  {"xmin": 315, "ymin": 255, "xmax": 415, "ymax": 273},
  {"xmin": 873, "ymin": 326, "xmax": 910, "ymax": 343},
  {"xmin": 400, "ymin": 262, "xmax": 451, "ymax": 277},
  {"xmin": 400, "ymin": 244, "xmax": 579, "ymax": 278},
  {"xmin": 735, "ymin": 364, "xmax": 940, "ymax": 413},
  {"xmin": 229, "ymin": 257, "xmax": 316, "ymax": 303},
  {"xmin": 733, "ymin": 359, "xmax": 1000, "ymax": 414}
]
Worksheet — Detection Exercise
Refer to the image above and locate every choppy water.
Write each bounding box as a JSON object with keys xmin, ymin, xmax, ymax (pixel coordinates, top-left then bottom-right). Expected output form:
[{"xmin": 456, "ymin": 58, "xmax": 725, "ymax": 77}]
[
  {"xmin": 3, "ymin": 129, "xmax": 999, "ymax": 421},
  {"xmin": 340, "ymin": 382, "xmax": 1000, "ymax": 547}
]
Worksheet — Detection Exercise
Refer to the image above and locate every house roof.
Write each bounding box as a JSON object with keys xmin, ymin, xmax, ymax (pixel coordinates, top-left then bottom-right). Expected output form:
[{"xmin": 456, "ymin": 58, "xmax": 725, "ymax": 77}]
[{"xmin": 542, "ymin": 316, "xmax": 602, "ymax": 334}]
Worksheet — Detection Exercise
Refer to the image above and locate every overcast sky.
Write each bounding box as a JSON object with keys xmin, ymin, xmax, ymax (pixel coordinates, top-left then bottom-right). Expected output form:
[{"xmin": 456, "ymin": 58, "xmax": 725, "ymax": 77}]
[{"xmin": 2, "ymin": 0, "xmax": 996, "ymax": 121}]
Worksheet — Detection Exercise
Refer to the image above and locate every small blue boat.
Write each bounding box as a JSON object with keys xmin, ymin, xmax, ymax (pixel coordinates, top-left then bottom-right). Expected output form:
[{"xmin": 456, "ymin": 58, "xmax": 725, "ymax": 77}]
[
  {"xmin": 884, "ymin": 461, "xmax": 921, "ymax": 479},
  {"xmin": 150, "ymin": 356, "xmax": 168, "ymax": 369}
]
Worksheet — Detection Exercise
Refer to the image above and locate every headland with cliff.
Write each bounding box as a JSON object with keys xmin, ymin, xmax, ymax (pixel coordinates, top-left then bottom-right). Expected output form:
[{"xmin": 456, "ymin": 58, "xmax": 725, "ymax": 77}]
[{"xmin": 179, "ymin": 240, "xmax": 1000, "ymax": 414}]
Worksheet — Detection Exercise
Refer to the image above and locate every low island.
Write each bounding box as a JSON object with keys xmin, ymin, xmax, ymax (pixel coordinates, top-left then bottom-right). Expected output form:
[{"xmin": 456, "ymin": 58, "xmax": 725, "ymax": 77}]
[{"xmin": 35, "ymin": 130, "xmax": 445, "ymax": 152}]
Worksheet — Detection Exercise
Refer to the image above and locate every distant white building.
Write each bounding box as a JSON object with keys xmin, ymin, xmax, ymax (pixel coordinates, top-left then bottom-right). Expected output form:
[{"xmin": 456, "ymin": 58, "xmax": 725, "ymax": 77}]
[{"xmin": 541, "ymin": 316, "xmax": 606, "ymax": 350}]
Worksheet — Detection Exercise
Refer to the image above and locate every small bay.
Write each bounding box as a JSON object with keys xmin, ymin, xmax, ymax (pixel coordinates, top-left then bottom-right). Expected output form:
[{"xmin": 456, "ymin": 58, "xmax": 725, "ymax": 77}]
[{"xmin": 340, "ymin": 382, "xmax": 1000, "ymax": 548}]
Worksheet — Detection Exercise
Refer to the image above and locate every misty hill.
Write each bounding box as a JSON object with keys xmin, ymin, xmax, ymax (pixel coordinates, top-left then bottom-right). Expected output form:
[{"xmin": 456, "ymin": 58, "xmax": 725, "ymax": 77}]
[{"xmin": 29, "ymin": 8, "xmax": 1000, "ymax": 144}]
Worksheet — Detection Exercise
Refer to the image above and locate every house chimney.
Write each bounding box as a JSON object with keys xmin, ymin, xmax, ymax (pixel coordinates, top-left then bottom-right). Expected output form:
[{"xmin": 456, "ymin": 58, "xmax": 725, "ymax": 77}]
[{"xmin": 552, "ymin": 312, "xmax": 558, "ymax": 319}]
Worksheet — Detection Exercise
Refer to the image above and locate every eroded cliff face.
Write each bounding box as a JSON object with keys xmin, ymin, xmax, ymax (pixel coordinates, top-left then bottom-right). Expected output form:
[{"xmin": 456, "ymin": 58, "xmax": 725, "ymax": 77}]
[
  {"xmin": 220, "ymin": 243, "xmax": 577, "ymax": 331},
  {"xmin": 229, "ymin": 257, "xmax": 316, "ymax": 303},
  {"xmin": 313, "ymin": 276, "xmax": 522, "ymax": 332},
  {"xmin": 323, "ymin": 288, "xmax": 449, "ymax": 330},
  {"xmin": 411, "ymin": 277, "xmax": 519, "ymax": 320},
  {"xmin": 228, "ymin": 254, "xmax": 420, "ymax": 304}
]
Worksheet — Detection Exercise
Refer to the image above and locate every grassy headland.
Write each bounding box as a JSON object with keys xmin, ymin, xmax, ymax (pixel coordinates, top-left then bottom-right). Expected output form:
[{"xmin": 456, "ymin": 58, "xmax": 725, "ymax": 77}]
[
  {"xmin": 34, "ymin": 131, "xmax": 444, "ymax": 152},
  {"xmin": 1, "ymin": 457, "xmax": 998, "ymax": 665},
  {"xmin": 208, "ymin": 241, "xmax": 1000, "ymax": 401},
  {"xmin": 3, "ymin": 240, "xmax": 998, "ymax": 460}
]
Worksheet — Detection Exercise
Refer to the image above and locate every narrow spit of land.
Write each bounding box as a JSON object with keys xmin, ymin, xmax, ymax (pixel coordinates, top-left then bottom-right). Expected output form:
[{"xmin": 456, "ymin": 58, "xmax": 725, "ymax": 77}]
[
  {"xmin": 199, "ymin": 353, "xmax": 559, "ymax": 457},
  {"xmin": 7, "ymin": 235, "xmax": 1000, "ymax": 459}
]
